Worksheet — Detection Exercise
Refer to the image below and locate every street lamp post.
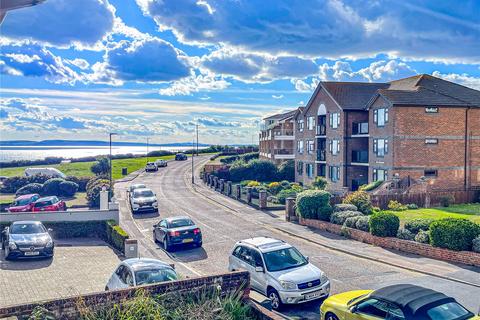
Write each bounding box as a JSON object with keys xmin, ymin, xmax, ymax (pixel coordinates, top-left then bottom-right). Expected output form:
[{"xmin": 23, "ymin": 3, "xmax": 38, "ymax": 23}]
[
  {"xmin": 196, "ymin": 124, "xmax": 199, "ymax": 156},
  {"xmin": 146, "ymin": 138, "xmax": 149, "ymax": 163},
  {"xmin": 191, "ymin": 135, "xmax": 195, "ymax": 184},
  {"xmin": 109, "ymin": 132, "xmax": 117, "ymax": 190}
]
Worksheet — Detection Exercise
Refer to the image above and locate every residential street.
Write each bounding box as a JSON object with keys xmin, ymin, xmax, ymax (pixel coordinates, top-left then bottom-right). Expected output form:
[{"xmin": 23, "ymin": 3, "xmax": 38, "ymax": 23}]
[{"xmin": 115, "ymin": 156, "xmax": 480, "ymax": 319}]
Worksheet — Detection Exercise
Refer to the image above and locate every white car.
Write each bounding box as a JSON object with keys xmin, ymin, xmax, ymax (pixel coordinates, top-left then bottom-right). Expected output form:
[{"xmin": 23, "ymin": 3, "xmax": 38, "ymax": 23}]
[
  {"xmin": 105, "ymin": 258, "xmax": 177, "ymax": 290},
  {"xmin": 155, "ymin": 159, "xmax": 167, "ymax": 167},
  {"xmin": 130, "ymin": 188, "xmax": 158, "ymax": 213},
  {"xmin": 24, "ymin": 167, "xmax": 66, "ymax": 178},
  {"xmin": 228, "ymin": 237, "xmax": 330, "ymax": 310},
  {"xmin": 145, "ymin": 162, "xmax": 158, "ymax": 172}
]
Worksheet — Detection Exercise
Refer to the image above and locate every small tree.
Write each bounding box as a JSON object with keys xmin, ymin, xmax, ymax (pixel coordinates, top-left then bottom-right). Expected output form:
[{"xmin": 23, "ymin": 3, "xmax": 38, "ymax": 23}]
[
  {"xmin": 311, "ymin": 176, "xmax": 328, "ymax": 190},
  {"xmin": 296, "ymin": 190, "xmax": 332, "ymax": 221},
  {"xmin": 343, "ymin": 190, "xmax": 373, "ymax": 214},
  {"xmin": 91, "ymin": 157, "xmax": 110, "ymax": 176},
  {"xmin": 369, "ymin": 212, "xmax": 400, "ymax": 237},
  {"xmin": 278, "ymin": 160, "xmax": 295, "ymax": 181},
  {"xmin": 42, "ymin": 178, "xmax": 65, "ymax": 196}
]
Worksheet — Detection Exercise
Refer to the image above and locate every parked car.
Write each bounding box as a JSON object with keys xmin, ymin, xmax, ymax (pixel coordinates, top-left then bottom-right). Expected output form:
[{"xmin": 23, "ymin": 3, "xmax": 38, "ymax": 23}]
[
  {"xmin": 145, "ymin": 162, "xmax": 158, "ymax": 172},
  {"xmin": 32, "ymin": 196, "xmax": 66, "ymax": 212},
  {"xmin": 153, "ymin": 216, "xmax": 202, "ymax": 251},
  {"xmin": 175, "ymin": 153, "xmax": 187, "ymax": 161},
  {"xmin": 320, "ymin": 284, "xmax": 479, "ymax": 320},
  {"xmin": 105, "ymin": 258, "xmax": 177, "ymax": 290},
  {"xmin": 1, "ymin": 221, "xmax": 54, "ymax": 260},
  {"xmin": 228, "ymin": 237, "xmax": 330, "ymax": 310},
  {"xmin": 24, "ymin": 167, "xmax": 66, "ymax": 178},
  {"xmin": 8, "ymin": 193, "xmax": 40, "ymax": 212},
  {"xmin": 130, "ymin": 188, "xmax": 158, "ymax": 213},
  {"xmin": 127, "ymin": 183, "xmax": 146, "ymax": 194},
  {"xmin": 155, "ymin": 159, "xmax": 168, "ymax": 167}
]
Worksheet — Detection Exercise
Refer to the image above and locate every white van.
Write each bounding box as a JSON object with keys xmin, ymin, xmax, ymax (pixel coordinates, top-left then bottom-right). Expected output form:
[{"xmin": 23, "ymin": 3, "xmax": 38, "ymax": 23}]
[{"xmin": 24, "ymin": 167, "xmax": 66, "ymax": 179}]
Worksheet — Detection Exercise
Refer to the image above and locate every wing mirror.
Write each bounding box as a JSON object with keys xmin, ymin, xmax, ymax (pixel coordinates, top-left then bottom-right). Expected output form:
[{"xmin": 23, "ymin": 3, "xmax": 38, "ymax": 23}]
[
  {"xmin": 305, "ymin": 256, "xmax": 309, "ymax": 262},
  {"xmin": 350, "ymin": 305, "xmax": 358, "ymax": 313},
  {"xmin": 255, "ymin": 266, "xmax": 264, "ymax": 273},
  {"xmin": 152, "ymin": 224, "xmax": 157, "ymax": 228},
  {"xmin": 48, "ymin": 228, "xmax": 53, "ymax": 233}
]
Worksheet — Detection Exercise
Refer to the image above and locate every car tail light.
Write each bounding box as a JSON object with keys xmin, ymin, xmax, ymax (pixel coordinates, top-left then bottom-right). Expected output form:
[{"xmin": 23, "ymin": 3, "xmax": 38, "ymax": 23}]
[
  {"xmin": 170, "ymin": 231, "xmax": 180, "ymax": 237},
  {"xmin": 193, "ymin": 228, "xmax": 200, "ymax": 235}
]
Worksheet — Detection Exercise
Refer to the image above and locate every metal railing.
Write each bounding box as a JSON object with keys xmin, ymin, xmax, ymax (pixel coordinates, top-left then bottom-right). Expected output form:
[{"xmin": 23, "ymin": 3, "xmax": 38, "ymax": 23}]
[
  {"xmin": 317, "ymin": 149, "xmax": 326, "ymax": 161},
  {"xmin": 274, "ymin": 149, "xmax": 294, "ymax": 155},
  {"xmin": 316, "ymin": 125, "xmax": 326, "ymax": 136},
  {"xmin": 273, "ymin": 129, "xmax": 294, "ymax": 136}
]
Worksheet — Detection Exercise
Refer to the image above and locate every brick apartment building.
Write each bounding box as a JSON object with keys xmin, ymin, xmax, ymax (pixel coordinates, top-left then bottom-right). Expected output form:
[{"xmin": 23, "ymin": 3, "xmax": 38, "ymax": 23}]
[
  {"xmin": 259, "ymin": 110, "xmax": 296, "ymax": 165},
  {"xmin": 293, "ymin": 74, "xmax": 480, "ymax": 193}
]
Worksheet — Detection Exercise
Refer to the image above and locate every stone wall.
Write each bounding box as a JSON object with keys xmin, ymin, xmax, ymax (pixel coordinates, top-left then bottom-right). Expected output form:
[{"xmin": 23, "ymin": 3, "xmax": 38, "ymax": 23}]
[{"xmin": 299, "ymin": 218, "xmax": 480, "ymax": 267}]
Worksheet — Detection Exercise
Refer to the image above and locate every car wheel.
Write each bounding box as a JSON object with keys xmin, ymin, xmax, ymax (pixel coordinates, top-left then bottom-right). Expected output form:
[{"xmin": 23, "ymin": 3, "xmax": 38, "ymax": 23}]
[
  {"xmin": 164, "ymin": 236, "xmax": 171, "ymax": 251},
  {"xmin": 105, "ymin": 286, "xmax": 109, "ymax": 291},
  {"xmin": 325, "ymin": 313, "xmax": 339, "ymax": 320},
  {"xmin": 267, "ymin": 288, "xmax": 282, "ymax": 311},
  {"xmin": 153, "ymin": 232, "xmax": 159, "ymax": 243},
  {"xmin": 4, "ymin": 246, "xmax": 11, "ymax": 260}
]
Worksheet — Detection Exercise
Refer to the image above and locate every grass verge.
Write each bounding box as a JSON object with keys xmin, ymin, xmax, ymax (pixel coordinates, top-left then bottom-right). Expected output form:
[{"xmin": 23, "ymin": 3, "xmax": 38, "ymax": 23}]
[{"xmin": 392, "ymin": 203, "xmax": 480, "ymax": 224}]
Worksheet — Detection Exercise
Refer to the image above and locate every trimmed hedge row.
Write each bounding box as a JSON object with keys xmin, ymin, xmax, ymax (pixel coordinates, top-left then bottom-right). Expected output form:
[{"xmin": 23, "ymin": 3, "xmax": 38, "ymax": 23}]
[
  {"xmin": 296, "ymin": 190, "xmax": 332, "ymax": 221},
  {"xmin": 429, "ymin": 218, "xmax": 480, "ymax": 251}
]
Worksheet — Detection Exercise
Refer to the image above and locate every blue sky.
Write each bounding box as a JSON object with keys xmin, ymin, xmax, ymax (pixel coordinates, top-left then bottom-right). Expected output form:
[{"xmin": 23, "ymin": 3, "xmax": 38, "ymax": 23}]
[{"xmin": 1, "ymin": 0, "xmax": 479, "ymax": 144}]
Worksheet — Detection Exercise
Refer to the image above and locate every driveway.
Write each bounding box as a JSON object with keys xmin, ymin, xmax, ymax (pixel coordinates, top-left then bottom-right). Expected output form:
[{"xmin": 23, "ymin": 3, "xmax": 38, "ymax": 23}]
[{"xmin": 0, "ymin": 239, "xmax": 120, "ymax": 307}]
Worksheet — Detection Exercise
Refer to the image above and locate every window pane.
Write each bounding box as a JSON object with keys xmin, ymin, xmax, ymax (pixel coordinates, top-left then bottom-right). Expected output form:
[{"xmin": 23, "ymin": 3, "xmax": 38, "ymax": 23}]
[
  {"xmin": 426, "ymin": 302, "xmax": 471, "ymax": 320},
  {"xmin": 378, "ymin": 109, "xmax": 385, "ymax": 126},
  {"xmin": 356, "ymin": 299, "xmax": 389, "ymax": 318}
]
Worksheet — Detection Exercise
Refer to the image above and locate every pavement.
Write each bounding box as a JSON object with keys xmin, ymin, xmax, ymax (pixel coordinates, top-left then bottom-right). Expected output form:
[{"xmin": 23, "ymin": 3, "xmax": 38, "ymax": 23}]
[{"xmin": 115, "ymin": 156, "xmax": 480, "ymax": 319}]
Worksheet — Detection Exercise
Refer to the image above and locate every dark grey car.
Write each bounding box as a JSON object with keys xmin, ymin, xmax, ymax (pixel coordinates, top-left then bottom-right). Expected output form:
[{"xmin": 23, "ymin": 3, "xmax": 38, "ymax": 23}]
[
  {"xmin": 1, "ymin": 221, "xmax": 54, "ymax": 260},
  {"xmin": 153, "ymin": 216, "xmax": 202, "ymax": 251}
]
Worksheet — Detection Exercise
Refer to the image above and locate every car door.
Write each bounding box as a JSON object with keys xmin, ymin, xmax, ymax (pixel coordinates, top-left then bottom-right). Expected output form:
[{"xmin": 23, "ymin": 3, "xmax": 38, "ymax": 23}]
[
  {"xmin": 348, "ymin": 298, "xmax": 389, "ymax": 320},
  {"xmin": 249, "ymin": 248, "xmax": 267, "ymax": 293},
  {"xmin": 156, "ymin": 220, "xmax": 168, "ymax": 241},
  {"xmin": 108, "ymin": 265, "xmax": 126, "ymax": 289}
]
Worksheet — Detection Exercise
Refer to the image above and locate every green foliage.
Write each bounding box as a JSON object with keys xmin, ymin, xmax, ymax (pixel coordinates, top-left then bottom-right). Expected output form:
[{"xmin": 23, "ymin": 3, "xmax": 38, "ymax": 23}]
[
  {"xmin": 369, "ymin": 212, "xmax": 400, "ymax": 237},
  {"xmin": 296, "ymin": 190, "xmax": 332, "ymax": 221},
  {"xmin": 330, "ymin": 211, "xmax": 363, "ymax": 225},
  {"xmin": 397, "ymin": 228, "xmax": 415, "ymax": 241},
  {"xmin": 229, "ymin": 159, "xmax": 278, "ymax": 182},
  {"xmin": 359, "ymin": 180, "xmax": 383, "ymax": 191},
  {"xmin": 438, "ymin": 195, "xmax": 455, "ymax": 207},
  {"xmin": 267, "ymin": 182, "xmax": 282, "ymax": 195},
  {"xmin": 105, "ymin": 220, "xmax": 129, "ymax": 253},
  {"xmin": 415, "ymin": 230, "xmax": 430, "ymax": 244},
  {"xmin": 220, "ymin": 152, "xmax": 259, "ymax": 164},
  {"xmin": 278, "ymin": 160, "xmax": 295, "ymax": 181},
  {"xmin": 90, "ymin": 157, "xmax": 110, "ymax": 176},
  {"xmin": 86, "ymin": 178, "xmax": 111, "ymax": 207},
  {"xmin": 280, "ymin": 180, "xmax": 291, "ymax": 189},
  {"xmin": 59, "ymin": 181, "xmax": 79, "ymax": 197},
  {"xmin": 344, "ymin": 216, "xmax": 361, "ymax": 229},
  {"xmin": 406, "ymin": 203, "xmax": 419, "ymax": 210},
  {"xmin": 387, "ymin": 200, "xmax": 408, "ymax": 211},
  {"xmin": 66, "ymin": 176, "xmax": 90, "ymax": 192},
  {"xmin": 429, "ymin": 218, "xmax": 480, "ymax": 251},
  {"xmin": 333, "ymin": 203, "xmax": 358, "ymax": 212},
  {"xmin": 404, "ymin": 219, "xmax": 433, "ymax": 234},
  {"xmin": 0, "ymin": 174, "xmax": 50, "ymax": 193},
  {"xmin": 355, "ymin": 216, "xmax": 370, "ymax": 232},
  {"xmin": 42, "ymin": 178, "xmax": 65, "ymax": 196},
  {"xmin": 473, "ymin": 236, "xmax": 480, "ymax": 253},
  {"xmin": 246, "ymin": 181, "xmax": 260, "ymax": 187},
  {"xmin": 277, "ymin": 188, "xmax": 299, "ymax": 205},
  {"xmin": 343, "ymin": 190, "xmax": 373, "ymax": 214},
  {"xmin": 15, "ymin": 183, "xmax": 43, "ymax": 196},
  {"xmin": 28, "ymin": 306, "xmax": 56, "ymax": 320},
  {"xmin": 311, "ymin": 176, "xmax": 328, "ymax": 190}
]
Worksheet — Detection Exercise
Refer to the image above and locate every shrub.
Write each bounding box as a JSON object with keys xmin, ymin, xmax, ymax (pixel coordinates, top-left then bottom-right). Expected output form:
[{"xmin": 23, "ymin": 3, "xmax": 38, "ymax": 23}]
[
  {"xmin": 438, "ymin": 195, "xmax": 455, "ymax": 207},
  {"xmin": 334, "ymin": 203, "xmax": 358, "ymax": 212},
  {"xmin": 387, "ymin": 200, "xmax": 408, "ymax": 211},
  {"xmin": 355, "ymin": 216, "xmax": 370, "ymax": 232},
  {"xmin": 372, "ymin": 206, "xmax": 381, "ymax": 214},
  {"xmin": 406, "ymin": 203, "xmax": 419, "ymax": 210},
  {"xmin": 66, "ymin": 176, "xmax": 90, "ymax": 192},
  {"xmin": 296, "ymin": 190, "xmax": 332, "ymax": 221},
  {"xmin": 344, "ymin": 216, "xmax": 361, "ymax": 229},
  {"xmin": 278, "ymin": 160, "xmax": 295, "ymax": 181},
  {"xmin": 90, "ymin": 157, "xmax": 110, "ymax": 176},
  {"xmin": 59, "ymin": 181, "xmax": 79, "ymax": 197},
  {"xmin": 330, "ymin": 211, "xmax": 363, "ymax": 225},
  {"xmin": 0, "ymin": 174, "xmax": 50, "ymax": 193},
  {"xmin": 86, "ymin": 178, "xmax": 111, "ymax": 207},
  {"xmin": 369, "ymin": 212, "xmax": 400, "ymax": 237},
  {"xmin": 343, "ymin": 190, "xmax": 373, "ymax": 214},
  {"xmin": 311, "ymin": 176, "xmax": 328, "ymax": 190},
  {"xmin": 280, "ymin": 180, "xmax": 291, "ymax": 189},
  {"xmin": 42, "ymin": 178, "xmax": 65, "ymax": 196},
  {"xmin": 415, "ymin": 230, "xmax": 430, "ymax": 244},
  {"xmin": 473, "ymin": 236, "xmax": 480, "ymax": 253},
  {"xmin": 404, "ymin": 219, "xmax": 433, "ymax": 234},
  {"xmin": 397, "ymin": 228, "xmax": 415, "ymax": 241},
  {"xmin": 15, "ymin": 183, "xmax": 43, "ymax": 196},
  {"xmin": 267, "ymin": 182, "xmax": 282, "ymax": 195},
  {"xmin": 86, "ymin": 175, "xmax": 109, "ymax": 191},
  {"xmin": 105, "ymin": 220, "xmax": 129, "ymax": 254},
  {"xmin": 359, "ymin": 180, "xmax": 383, "ymax": 191},
  {"xmin": 247, "ymin": 181, "xmax": 260, "ymax": 188},
  {"xmin": 429, "ymin": 218, "xmax": 480, "ymax": 251},
  {"xmin": 277, "ymin": 188, "xmax": 298, "ymax": 205},
  {"xmin": 248, "ymin": 159, "xmax": 278, "ymax": 182}
]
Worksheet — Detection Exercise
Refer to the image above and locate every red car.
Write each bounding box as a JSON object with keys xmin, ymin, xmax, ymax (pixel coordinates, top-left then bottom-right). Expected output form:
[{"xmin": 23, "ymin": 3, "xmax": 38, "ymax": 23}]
[
  {"xmin": 32, "ymin": 196, "xmax": 66, "ymax": 212},
  {"xmin": 8, "ymin": 194, "xmax": 40, "ymax": 212}
]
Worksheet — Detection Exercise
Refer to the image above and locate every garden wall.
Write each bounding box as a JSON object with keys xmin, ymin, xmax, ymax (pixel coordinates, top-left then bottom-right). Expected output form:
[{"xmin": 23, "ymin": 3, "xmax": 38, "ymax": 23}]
[
  {"xmin": 299, "ymin": 217, "xmax": 480, "ymax": 267},
  {"xmin": 0, "ymin": 271, "xmax": 251, "ymax": 319}
]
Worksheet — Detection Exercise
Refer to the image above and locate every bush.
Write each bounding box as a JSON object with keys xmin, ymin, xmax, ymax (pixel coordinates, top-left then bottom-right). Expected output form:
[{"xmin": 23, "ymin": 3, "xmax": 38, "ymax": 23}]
[
  {"xmin": 429, "ymin": 218, "xmax": 480, "ymax": 251},
  {"xmin": 91, "ymin": 157, "xmax": 110, "ymax": 176},
  {"xmin": 415, "ymin": 230, "xmax": 430, "ymax": 244},
  {"xmin": 86, "ymin": 178, "xmax": 111, "ymax": 207},
  {"xmin": 280, "ymin": 180, "xmax": 291, "ymax": 189},
  {"xmin": 359, "ymin": 180, "xmax": 383, "ymax": 191},
  {"xmin": 278, "ymin": 160, "xmax": 295, "ymax": 181},
  {"xmin": 296, "ymin": 190, "xmax": 332, "ymax": 221},
  {"xmin": 311, "ymin": 176, "xmax": 328, "ymax": 190},
  {"xmin": 15, "ymin": 183, "xmax": 43, "ymax": 197},
  {"xmin": 438, "ymin": 195, "xmax": 455, "ymax": 207},
  {"xmin": 404, "ymin": 219, "xmax": 433, "ymax": 234},
  {"xmin": 59, "ymin": 181, "xmax": 79, "ymax": 197},
  {"xmin": 369, "ymin": 212, "xmax": 400, "ymax": 237},
  {"xmin": 343, "ymin": 190, "xmax": 373, "ymax": 214},
  {"xmin": 355, "ymin": 216, "xmax": 370, "ymax": 232},
  {"xmin": 86, "ymin": 175, "xmax": 109, "ymax": 191},
  {"xmin": 229, "ymin": 159, "xmax": 278, "ymax": 182},
  {"xmin": 387, "ymin": 200, "xmax": 407, "ymax": 211},
  {"xmin": 473, "ymin": 237, "xmax": 480, "ymax": 253},
  {"xmin": 42, "ymin": 178, "xmax": 65, "ymax": 196},
  {"xmin": 105, "ymin": 220, "xmax": 129, "ymax": 253},
  {"xmin": 344, "ymin": 216, "xmax": 361, "ymax": 229},
  {"xmin": 247, "ymin": 181, "xmax": 260, "ymax": 188},
  {"xmin": 0, "ymin": 174, "xmax": 50, "ymax": 193},
  {"xmin": 267, "ymin": 182, "xmax": 282, "ymax": 195},
  {"xmin": 334, "ymin": 203, "xmax": 358, "ymax": 212},
  {"xmin": 66, "ymin": 176, "xmax": 90, "ymax": 192},
  {"xmin": 406, "ymin": 203, "xmax": 419, "ymax": 210},
  {"xmin": 277, "ymin": 188, "xmax": 298, "ymax": 205},
  {"xmin": 397, "ymin": 228, "xmax": 415, "ymax": 241},
  {"xmin": 330, "ymin": 211, "xmax": 363, "ymax": 225}
]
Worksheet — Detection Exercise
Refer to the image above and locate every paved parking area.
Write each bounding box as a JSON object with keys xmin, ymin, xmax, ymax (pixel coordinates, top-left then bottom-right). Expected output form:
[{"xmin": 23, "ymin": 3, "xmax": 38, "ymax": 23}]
[{"xmin": 0, "ymin": 239, "xmax": 121, "ymax": 307}]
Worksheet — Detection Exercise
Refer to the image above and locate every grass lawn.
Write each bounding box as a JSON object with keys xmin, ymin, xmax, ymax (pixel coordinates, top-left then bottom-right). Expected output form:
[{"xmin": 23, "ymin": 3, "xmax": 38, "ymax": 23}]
[{"xmin": 393, "ymin": 203, "xmax": 480, "ymax": 224}]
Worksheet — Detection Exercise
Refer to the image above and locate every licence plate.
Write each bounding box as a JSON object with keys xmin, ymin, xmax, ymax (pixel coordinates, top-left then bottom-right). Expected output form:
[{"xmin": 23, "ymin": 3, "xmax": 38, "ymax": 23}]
[
  {"xmin": 24, "ymin": 251, "xmax": 39, "ymax": 256},
  {"xmin": 305, "ymin": 290, "xmax": 322, "ymax": 300},
  {"xmin": 182, "ymin": 238, "xmax": 194, "ymax": 243}
]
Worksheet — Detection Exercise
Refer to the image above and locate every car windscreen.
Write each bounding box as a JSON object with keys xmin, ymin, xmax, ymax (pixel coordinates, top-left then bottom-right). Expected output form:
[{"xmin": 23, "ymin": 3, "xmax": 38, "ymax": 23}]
[
  {"xmin": 168, "ymin": 219, "xmax": 194, "ymax": 228},
  {"xmin": 14, "ymin": 197, "xmax": 35, "ymax": 206},
  {"xmin": 135, "ymin": 268, "xmax": 177, "ymax": 285},
  {"xmin": 426, "ymin": 302, "xmax": 473, "ymax": 320},
  {"xmin": 131, "ymin": 185, "xmax": 146, "ymax": 191},
  {"xmin": 263, "ymin": 247, "xmax": 308, "ymax": 272},
  {"xmin": 11, "ymin": 223, "xmax": 46, "ymax": 234},
  {"xmin": 133, "ymin": 190, "xmax": 154, "ymax": 197},
  {"xmin": 34, "ymin": 200, "xmax": 53, "ymax": 207}
]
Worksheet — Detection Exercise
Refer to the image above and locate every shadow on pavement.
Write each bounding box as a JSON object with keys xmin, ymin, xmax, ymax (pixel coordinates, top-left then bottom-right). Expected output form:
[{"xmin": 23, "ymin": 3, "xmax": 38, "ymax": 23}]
[
  {"xmin": 133, "ymin": 211, "xmax": 160, "ymax": 219},
  {"xmin": 166, "ymin": 246, "xmax": 208, "ymax": 263},
  {"xmin": 0, "ymin": 250, "xmax": 53, "ymax": 270}
]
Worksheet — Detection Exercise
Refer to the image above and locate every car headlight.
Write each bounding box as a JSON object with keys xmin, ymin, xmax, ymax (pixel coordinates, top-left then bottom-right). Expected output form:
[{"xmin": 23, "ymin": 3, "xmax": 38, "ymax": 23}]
[
  {"xmin": 8, "ymin": 241, "xmax": 17, "ymax": 250},
  {"xmin": 320, "ymin": 272, "xmax": 329, "ymax": 283},
  {"xmin": 152, "ymin": 201, "xmax": 158, "ymax": 206},
  {"xmin": 46, "ymin": 240, "xmax": 54, "ymax": 248},
  {"xmin": 280, "ymin": 280, "xmax": 297, "ymax": 291}
]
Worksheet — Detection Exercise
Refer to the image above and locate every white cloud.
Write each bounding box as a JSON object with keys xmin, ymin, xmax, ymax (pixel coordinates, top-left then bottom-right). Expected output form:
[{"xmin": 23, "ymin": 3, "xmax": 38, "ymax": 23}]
[
  {"xmin": 272, "ymin": 94, "xmax": 284, "ymax": 99},
  {"xmin": 66, "ymin": 58, "xmax": 90, "ymax": 70},
  {"xmin": 159, "ymin": 71, "xmax": 230, "ymax": 96},
  {"xmin": 431, "ymin": 71, "xmax": 480, "ymax": 90}
]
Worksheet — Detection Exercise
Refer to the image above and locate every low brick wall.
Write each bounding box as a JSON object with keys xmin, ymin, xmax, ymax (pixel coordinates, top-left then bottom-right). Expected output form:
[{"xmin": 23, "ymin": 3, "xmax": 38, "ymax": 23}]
[
  {"xmin": 299, "ymin": 218, "xmax": 480, "ymax": 267},
  {"xmin": 0, "ymin": 271, "xmax": 250, "ymax": 319}
]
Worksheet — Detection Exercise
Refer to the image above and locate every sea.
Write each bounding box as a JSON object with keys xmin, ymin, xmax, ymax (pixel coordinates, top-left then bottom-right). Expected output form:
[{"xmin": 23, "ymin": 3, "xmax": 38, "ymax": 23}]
[{"xmin": 0, "ymin": 146, "xmax": 201, "ymax": 162}]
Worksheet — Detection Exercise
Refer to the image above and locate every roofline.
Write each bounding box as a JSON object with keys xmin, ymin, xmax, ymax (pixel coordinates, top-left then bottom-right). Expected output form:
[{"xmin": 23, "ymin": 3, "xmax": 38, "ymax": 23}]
[{"xmin": 302, "ymin": 82, "xmax": 342, "ymax": 115}]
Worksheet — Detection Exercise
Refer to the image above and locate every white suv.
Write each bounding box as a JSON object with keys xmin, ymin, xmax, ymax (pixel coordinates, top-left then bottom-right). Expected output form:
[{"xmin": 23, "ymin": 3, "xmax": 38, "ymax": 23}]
[{"xmin": 228, "ymin": 237, "xmax": 330, "ymax": 310}]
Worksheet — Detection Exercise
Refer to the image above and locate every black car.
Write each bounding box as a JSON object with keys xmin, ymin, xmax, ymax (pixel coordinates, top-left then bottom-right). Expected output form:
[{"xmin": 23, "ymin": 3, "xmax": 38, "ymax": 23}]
[
  {"xmin": 175, "ymin": 153, "xmax": 187, "ymax": 161},
  {"xmin": 2, "ymin": 221, "xmax": 54, "ymax": 260},
  {"xmin": 153, "ymin": 216, "xmax": 202, "ymax": 251}
]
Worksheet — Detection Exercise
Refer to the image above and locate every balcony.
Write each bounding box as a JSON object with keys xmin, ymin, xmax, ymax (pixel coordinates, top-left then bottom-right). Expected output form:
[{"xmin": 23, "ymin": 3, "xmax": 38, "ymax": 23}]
[
  {"xmin": 273, "ymin": 148, "xmax": 295, "ymax": 160},
  {"xmin": 351, "ymin": 150, "xmax": 369, "ymax": 166},
  {"xmin": 316, "ymin": 125, "xmax": 326, "ymax": 137},
  {"xmin": 352, "ymin": 122, "xmax": 369, "ymax": 136},
  {"xmin": 273, "ymin": 129, "xmax": 294, "ymax": 140},
  {"xmin": 316, "ymin": 149, "xmax": 326, "ymax": 162}
]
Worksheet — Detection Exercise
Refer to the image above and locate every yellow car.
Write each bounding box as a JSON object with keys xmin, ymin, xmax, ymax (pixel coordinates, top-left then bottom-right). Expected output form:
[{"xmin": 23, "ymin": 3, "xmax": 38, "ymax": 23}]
[{"xmin": 320, "ymin": 284, "xmax": 479, "ymax": 320}]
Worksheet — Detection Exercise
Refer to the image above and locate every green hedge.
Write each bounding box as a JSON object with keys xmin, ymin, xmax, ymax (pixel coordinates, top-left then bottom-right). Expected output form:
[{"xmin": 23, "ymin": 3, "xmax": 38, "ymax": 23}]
[
  {"xmin": 296, "ymin": 190, "xmax": 332, "ymax": 221},
  {"xmin": 369, "ymin": 212, "xmax": 400, "ymax": 237},
  {"xmin": 404, "ymin": 219, "xmax": 433, "ymax": 234},
  {"xmin": 105, "ymin": 220, "xmax": 129, "ymax": 253},
  {"xmin": 429, "ymin": 218, "xmax": 480, "ymax": 251}
]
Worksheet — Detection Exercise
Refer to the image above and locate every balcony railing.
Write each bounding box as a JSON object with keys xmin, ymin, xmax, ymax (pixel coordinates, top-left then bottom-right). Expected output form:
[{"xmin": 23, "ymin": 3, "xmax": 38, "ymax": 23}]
[
  {"xmin": 274, "ymin": 149, "xmax": 294, "ymax": 155},
  {"xmin": 317, "ymin": 149, "xmax": 326, "ymax": 161},
  {"xmin": 316, "ymin": 125, "xmax": 326, "ymax": 136},
  {"xmin": 352, "ymin": 122, "xmax": 369, "ymax": 135},
  {"xmin": 273, "ymin": 129, "xmax": 294, "ymax": 136},
  {"xmin": 352, "ymin": 150, "xmax": 369, "ymax": 163}
]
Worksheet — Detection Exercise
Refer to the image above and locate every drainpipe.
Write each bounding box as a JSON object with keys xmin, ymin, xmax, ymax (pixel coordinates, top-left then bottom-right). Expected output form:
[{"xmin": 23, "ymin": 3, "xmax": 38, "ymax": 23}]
[{"xmin": 464, "ymin": 107, "xmax": 470, "ymax": 190}]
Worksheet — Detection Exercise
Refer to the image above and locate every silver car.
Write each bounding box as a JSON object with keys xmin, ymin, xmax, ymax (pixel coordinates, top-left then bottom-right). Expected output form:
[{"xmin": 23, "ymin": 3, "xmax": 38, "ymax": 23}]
[
  {"xmin": 228, "ymin": 237, "xmax": 330, "ymax": 310},
  {"xmin": 1, "ymin": 221, "xmax": 54, "ymax": 260},
  {"xmin": 105, "ymin": 258, "xmax": 177, "ymax": 290},
  {"xmin": 130, "ymin": 188, "xmax": 158, "ymax": 213}
]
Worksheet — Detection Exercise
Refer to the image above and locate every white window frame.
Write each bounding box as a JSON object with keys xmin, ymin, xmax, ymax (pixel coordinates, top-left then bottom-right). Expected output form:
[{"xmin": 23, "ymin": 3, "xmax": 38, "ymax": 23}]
[
  {"xmin": 307, "ymin": 116, "xmax": 315, "ymax": 130},
  {"xmin": 374, "ymin": 108, "xmax": 389, "ymax": 127},
  {"xmin": 373, "ymin": 169, "xmax": 388, "ymax": 182},
  {"xmin": 373, "ymin": 138, "xmax": 388, "ymax": 157},
  {"xmin": 329, "ymin": 139, "xmax": 340, "ymax": 155},
  {"xmin": 306, "ymin": 163, "xmax": 314, "ymax": 178},
  {"xmin": 329, "ymin": 113, "xmax": 340, "ymax": 129},
  {"xmin": 297, "ymin": 140, "xmax": 304, "ymax": 154},
  {"xmin": 329, "ymin": 166, "xmax": 340, "ymax": 182},
  {"xmin": 297, "ymin": 119, "xmax": 304, "ymax": 132},
  {"xmin": 307, "ymin": 140, "xmax": 315, "ymax": 154}
]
